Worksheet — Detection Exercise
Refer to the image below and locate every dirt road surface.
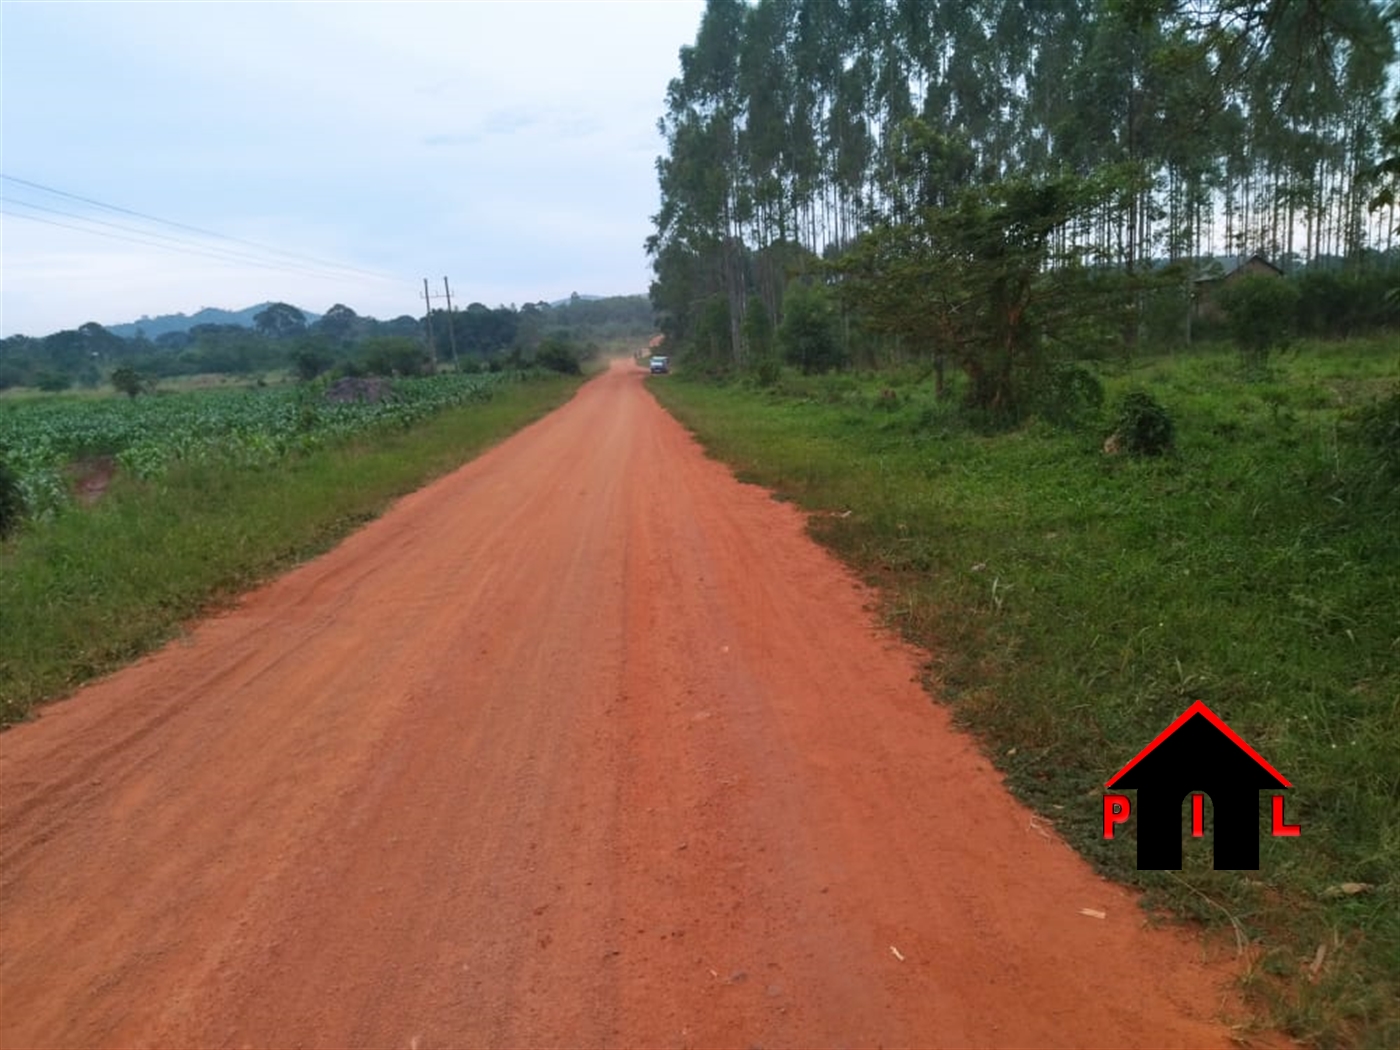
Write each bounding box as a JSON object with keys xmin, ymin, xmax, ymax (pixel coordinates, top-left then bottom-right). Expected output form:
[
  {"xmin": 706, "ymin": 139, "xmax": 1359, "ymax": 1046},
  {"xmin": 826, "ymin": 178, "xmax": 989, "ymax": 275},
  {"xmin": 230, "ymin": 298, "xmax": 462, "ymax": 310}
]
[{"xmin": 2, "ymin": 360, "xmax": 1246, "ymax": 1048}]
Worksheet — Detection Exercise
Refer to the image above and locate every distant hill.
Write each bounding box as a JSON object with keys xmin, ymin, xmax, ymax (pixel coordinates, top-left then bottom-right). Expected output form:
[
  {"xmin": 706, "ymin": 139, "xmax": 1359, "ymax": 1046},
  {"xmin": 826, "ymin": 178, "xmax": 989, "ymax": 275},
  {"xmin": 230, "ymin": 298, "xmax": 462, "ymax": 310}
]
[{"xmin": 107, "ymin": 303, "xmax": 322, "ymax": 340}]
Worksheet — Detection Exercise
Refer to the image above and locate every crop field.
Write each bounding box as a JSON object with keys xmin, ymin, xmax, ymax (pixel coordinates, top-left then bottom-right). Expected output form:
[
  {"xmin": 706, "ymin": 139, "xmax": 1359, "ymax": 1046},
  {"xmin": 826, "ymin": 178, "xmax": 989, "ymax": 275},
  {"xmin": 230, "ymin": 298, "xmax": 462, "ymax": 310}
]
[
  {"xmin": 1, "ymin": 370, "xmax": 583, "ymax": 723},
  {"xmin": 0, "ymin": 373, "xmax": 516, "ymax": 524}
]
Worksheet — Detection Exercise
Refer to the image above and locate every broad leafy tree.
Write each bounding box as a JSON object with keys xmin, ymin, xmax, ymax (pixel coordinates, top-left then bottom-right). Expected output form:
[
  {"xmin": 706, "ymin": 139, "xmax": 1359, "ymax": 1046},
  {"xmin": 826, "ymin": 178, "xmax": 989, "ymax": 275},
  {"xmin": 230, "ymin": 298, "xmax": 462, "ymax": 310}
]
[{"xmin": 253, "ymin": 302, "xmax": 308, "ymax": 340}]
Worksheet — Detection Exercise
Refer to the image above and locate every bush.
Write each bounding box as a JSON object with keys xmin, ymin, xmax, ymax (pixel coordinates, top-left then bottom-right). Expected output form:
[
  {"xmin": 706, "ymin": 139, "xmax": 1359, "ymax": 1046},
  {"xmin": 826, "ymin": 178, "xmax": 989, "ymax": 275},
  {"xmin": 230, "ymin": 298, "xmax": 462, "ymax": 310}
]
[
  {"xmin": 751, "ymin": 357, "xmax": 782, "ymax": 388},
  {"xmin": 361, "ymin": 337, "xmax": 430, "ymax": 377},
  {"xmin": 1296, "ymin": 268, "xmax": 1400, "ymax": 337},
  {"xmin": 1349, "ymin": 386, "xmax": 1400, "ymax": 489},
  {"xmin": 1111, "ymin": 390, "xmax": 1175, "ymax": 456},
  {"xmin": 1217, "ymin": 275, "xmax": 1301, "ymax": 360},
  {"xmin": 292, "ymin": 348, "xmax": 332, "ymax": 381},
  {"xmin": 0, "ymin": 457, "xmax": 22, "ymax": 537},
  {"xmin": 779, "ymin": 281, "xmax": 846, "ymax": 375},
  {"xmin": 533, "ymin": 337, "xmax": 582, "ymax": 375},
  {"xmin": 1033, "ymin": 362, "xmax": 1104, "ymax": 429},
  {"xmin": 110, "ymin": 366, "xmax": 146, "ymax": 398},
  {"xmin": 742, "ymin": 295, "xmax": 776, "ymax": 361}
]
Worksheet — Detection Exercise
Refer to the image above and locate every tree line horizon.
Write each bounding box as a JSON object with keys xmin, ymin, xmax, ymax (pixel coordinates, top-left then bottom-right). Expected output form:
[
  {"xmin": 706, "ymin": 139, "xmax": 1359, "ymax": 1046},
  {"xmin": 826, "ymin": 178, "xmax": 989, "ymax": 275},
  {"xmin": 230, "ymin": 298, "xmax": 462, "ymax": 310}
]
[{"xmin": 0, "ymin": 294, "xmax": 654, "ymax": 391}]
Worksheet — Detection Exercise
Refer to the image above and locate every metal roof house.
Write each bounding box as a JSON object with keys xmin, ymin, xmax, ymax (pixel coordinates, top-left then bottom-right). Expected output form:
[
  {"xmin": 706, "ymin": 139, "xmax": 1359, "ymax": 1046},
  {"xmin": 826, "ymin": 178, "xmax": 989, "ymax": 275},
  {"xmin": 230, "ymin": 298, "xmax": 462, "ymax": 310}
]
[{"xmin": 1192, "ymin": 254, "xmax": 1285, "ymax": 322}]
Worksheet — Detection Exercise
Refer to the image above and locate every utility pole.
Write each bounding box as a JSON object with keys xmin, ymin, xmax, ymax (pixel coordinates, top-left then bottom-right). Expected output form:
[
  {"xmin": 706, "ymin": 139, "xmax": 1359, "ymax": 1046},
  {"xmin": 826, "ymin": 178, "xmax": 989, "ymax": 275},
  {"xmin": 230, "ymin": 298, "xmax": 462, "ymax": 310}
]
[
  {"xmin": 422, "ymin": 278, "xmax": 438, "ymax": 370},
  {"xmin": 442, "ymin": 276, "xmax": 460, "ymax": 369}
]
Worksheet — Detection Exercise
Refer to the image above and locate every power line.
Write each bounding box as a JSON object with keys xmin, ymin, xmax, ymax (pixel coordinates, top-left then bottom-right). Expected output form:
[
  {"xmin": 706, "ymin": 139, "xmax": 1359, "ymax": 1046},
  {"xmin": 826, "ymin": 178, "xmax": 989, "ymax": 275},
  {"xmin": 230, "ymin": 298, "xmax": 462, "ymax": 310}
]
[
  {"xmin": 0, "ymin": 172, "xmax": 399, "ymax": 282},
  {"xmin": 1, "ymin": 207, "xmax": 372, "ymax": 281},
  {"xmin": 3, "ymin": 198, "xmax": 370, "ymax": 282}
]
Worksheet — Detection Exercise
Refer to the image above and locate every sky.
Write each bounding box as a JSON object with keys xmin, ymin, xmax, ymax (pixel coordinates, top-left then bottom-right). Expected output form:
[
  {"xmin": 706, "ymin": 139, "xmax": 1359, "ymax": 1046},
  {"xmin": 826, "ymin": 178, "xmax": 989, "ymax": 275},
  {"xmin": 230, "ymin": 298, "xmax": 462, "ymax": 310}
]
[{"xmin": 0, "ymin": 0, "xmax": 706, "ymax": 337}]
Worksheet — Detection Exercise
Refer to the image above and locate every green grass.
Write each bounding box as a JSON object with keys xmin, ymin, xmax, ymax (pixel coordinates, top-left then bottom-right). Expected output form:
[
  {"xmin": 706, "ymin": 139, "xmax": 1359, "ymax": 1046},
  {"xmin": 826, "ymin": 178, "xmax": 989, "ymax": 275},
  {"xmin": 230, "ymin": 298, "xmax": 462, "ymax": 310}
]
[
  {"xmin": 651, "ymin": 336, "xmax": 1399, "ymax": 1049},
  {"xmin": 0, "ymin": 373, "xmax": 582, "ymax": 725}
]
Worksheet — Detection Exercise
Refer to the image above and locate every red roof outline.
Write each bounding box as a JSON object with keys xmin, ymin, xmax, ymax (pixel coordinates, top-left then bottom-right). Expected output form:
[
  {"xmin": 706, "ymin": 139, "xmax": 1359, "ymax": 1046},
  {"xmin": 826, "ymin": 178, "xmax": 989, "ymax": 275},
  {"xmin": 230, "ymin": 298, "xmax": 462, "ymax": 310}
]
[{"xmin": 1105, "ymin": 700, "xmax": 1291, "ymax": 789}]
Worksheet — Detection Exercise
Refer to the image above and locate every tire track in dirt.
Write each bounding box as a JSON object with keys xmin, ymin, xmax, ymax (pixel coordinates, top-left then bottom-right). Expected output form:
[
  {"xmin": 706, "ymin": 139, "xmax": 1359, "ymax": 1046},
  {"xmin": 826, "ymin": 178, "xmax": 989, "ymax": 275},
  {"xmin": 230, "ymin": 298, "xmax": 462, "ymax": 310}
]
[{"xmin": 2, "ymin": 359, "xmax": 1246, "ymax": 1048}]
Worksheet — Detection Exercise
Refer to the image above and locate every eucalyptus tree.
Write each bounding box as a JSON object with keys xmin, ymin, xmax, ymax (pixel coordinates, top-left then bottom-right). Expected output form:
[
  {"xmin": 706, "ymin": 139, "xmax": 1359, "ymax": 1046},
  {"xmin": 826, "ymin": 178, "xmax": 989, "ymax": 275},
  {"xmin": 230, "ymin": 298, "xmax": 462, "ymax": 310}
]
[
  {"xmin": 648, "ymin": 0, "xmax": 1398, "ymax": 365},
  {"xmin": 650, "ymin": 0, "xmax": 749, "ymax": 364}
]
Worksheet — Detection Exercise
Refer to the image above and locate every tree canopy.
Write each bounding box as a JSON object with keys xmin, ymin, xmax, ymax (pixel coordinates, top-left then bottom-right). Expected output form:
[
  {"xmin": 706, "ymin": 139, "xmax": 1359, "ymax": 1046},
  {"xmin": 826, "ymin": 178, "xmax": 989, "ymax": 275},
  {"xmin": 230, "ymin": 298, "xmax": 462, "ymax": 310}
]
[{"xmin": 648, "ymin": 0, "xmax": 1399, "ymax": 395}]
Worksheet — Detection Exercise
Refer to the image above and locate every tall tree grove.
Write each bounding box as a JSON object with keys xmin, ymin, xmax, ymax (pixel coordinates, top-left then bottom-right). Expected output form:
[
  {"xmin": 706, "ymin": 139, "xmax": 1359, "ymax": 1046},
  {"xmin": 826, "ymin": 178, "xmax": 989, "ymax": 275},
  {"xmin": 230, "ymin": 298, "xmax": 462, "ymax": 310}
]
[{"xmin": 647, "ymin": 0, "xmax": 1398, "ymax": 389}]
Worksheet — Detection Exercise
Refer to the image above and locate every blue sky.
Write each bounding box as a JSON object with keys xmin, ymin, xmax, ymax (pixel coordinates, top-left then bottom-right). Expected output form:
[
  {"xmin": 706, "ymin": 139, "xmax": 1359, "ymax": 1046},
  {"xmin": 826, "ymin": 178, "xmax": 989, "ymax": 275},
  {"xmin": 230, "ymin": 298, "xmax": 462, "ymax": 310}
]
[{"xmin": 0, "ymin": 1, "xmax": 705, "ymax": 337}]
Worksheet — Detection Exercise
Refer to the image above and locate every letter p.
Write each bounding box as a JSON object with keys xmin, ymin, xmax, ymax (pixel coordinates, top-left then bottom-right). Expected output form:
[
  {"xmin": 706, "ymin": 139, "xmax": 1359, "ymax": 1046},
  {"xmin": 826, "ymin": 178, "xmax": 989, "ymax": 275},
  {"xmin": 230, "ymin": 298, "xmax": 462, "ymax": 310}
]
[{"xmin": 1103, "ymin": 794, "xmax": 1131, "ymax": 838}]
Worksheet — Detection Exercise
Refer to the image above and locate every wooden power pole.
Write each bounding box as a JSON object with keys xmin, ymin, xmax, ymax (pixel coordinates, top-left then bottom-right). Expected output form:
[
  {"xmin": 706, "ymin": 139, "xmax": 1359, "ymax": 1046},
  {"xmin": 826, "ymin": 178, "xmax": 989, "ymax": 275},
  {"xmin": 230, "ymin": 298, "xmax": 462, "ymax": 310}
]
[
  {"xmin": 422, "ymin": 278, "xmax": 438, "ymax": 370},
  {"xmin": 442, "ymin": 276, "xmax": 460, "ymax": 369}
]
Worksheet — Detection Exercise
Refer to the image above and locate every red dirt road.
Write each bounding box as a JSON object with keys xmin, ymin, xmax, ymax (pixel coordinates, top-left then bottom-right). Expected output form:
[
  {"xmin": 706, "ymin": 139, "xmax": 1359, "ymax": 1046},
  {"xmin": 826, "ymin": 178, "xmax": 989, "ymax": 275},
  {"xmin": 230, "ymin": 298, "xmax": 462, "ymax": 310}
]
[{"xmin": 2, "ymin": 360, "xmax": 1245, "ymax": 1048}]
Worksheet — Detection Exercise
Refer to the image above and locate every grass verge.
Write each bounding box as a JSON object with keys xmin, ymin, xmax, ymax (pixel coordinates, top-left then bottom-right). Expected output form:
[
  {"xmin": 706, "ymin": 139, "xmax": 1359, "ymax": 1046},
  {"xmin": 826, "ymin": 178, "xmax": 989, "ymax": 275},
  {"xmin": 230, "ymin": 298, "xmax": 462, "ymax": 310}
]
[
  {"xmin": 1, "ymin": 374, "xmax": 582, "ymax": 725},
  {"xmin": 650, "ymin": 338, "xmax": 1398, "ymax": 1049}
]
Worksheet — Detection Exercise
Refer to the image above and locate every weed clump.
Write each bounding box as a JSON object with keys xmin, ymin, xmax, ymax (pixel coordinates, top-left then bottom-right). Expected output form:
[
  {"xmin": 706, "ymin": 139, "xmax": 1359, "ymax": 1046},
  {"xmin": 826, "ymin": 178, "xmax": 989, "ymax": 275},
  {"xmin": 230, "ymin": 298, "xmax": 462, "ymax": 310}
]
[
  {"xmin": 0, "ymin": 456, "xmax": 22, "ymax": 537},
  {"xmin": 1110, "ymin": 390, "xmax": 1176, "ymax": 456},
  {"xmin": 752, "ymin": 358, "xmax": 782, "ymax": 388},
  {"xmin": 1352, "ymin": 386, "xmax": 1400, "ymax": 483},
  {"xmin": 1034, "ymin": 362, "xmax": 1104, "ymax": 429}
]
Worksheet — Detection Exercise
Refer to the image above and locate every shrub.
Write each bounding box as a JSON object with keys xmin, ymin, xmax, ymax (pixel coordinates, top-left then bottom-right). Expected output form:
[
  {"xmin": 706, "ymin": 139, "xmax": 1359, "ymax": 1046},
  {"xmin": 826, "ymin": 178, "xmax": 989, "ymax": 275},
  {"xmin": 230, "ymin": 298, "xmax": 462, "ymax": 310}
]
[
  {"xmin": 779, "ymin": 281, "xmax": 846, "ymax": 375},
  {"xmin": 1111, "ymin": 390, "xmax": 1175, "ymax": 456},
  {"xmin": 1350, "ymin": 386, "xmax": 1400, "ymax": 489},
  {"xmin": 1296, "ymin": 268, "xmax": 1400, "ymax": 336},
  {"xmin": 1033, "ymin": 362, "xmax": 1104, "ymax": 429},
  {"xmin": 0, "ymin": 456, "xmax": 22, "ymax": 537},
  {"xmin": 360, "ymin": 337, "xmax": 430, "ymax": 377},
  {"xmin": 110, "ymin": 366, "xmax": 146, "ymax": 398},
  {"xmin": 742, "ymin": 295, "xmax": 776, "ymax": 362},
  {"xmin": 751, "ymin": 357, "xmax": 782, "ymax": 388},
  {"xmin": 1217, "ymin": 275, "xmax": 1301, "ymax": 361},
  {"xmin": 533, "ymin": 337, "xmax": 582, "ymax": 375},
  {"xmin": 292, "ymin": 348, "xmax": 332, "ymax": 381}
]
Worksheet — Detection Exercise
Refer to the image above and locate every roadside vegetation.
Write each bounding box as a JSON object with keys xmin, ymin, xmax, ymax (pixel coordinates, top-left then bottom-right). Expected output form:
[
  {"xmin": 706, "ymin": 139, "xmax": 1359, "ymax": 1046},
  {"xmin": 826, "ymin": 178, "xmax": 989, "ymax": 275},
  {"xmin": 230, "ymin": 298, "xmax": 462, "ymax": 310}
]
[
  {"xmin": 1, "ymin": 372, "xmax": 519, "ymax": 526},
  {"xmin": 0, "ymin": 371, "xmax": 584, "ymax": 725},
  {"xmin": 646, "ymin": 3, "xmax": 1397, "ymax": 1042},
  {"xmin": 651, "ymin": 337, "xmax": 1397, "ymax": 1048}
]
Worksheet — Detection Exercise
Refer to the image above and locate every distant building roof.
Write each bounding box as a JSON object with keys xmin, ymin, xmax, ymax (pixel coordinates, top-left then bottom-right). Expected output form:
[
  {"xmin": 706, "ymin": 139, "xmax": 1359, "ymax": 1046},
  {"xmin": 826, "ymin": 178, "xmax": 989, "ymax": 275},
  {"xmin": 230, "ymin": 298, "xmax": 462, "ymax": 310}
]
[{"xmin": 1195, "ymin": 254, "xmax": 1282, "ymax": 284}]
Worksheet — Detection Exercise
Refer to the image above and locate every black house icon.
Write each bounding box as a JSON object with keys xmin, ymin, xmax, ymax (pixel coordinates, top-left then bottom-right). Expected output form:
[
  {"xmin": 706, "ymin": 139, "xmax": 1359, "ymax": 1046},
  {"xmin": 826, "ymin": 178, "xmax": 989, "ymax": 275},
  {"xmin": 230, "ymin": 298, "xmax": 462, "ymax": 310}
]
[{"xmin": 1106, "ymin": 701, "xmax": 1290, "ymax": 869}]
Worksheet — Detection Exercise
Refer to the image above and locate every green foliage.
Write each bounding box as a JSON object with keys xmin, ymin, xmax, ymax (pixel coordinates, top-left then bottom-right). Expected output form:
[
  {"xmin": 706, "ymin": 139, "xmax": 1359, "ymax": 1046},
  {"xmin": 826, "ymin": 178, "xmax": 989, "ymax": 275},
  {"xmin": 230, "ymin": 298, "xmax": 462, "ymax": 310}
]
[
  {"xmin": 741, "ymin": 295, "xmax": 775, "ymax": 361},
  {"xmin": 360, "ymin": 337, "xmax": 430, "ymax": 377},
  {"xmin": 0, "ymin": 373, "xmax": 517, "ymax": 524},
  {"xmin": 1216, "ymin": 274, "xmax": 1302, "ymax": 361},
  {"xmin": 35, "ymin": 372, "xmax": 73, "ymax": 393},
  {"xmin": 0, "ymin": 456, "xmax": 23, "ymax": 537},
  {"xmin": 292, "ymin": 347, "xmax": 333, "ymax": 382},
  {"xmin": 751, "ymin": 357, "xmax": 782, "ymax": 387},
  {"xmin": 837, "ymin": 175, "xmax": 1120, "ymax": 416},
  {"xmin": 649, "ymin": 0, "xmax": 1396, "ymax": 384},
  {"xmin": 1295, "ymin": 268, "xmax": 1400, "ymax": 337},
  {"xmin": 4, "ymin": 297, "xmax": 653, "ymax": 390},
  {"xmin": 533, "ymin": 336, "xmax": 582, "ymax": 375},
  {"xmin": 1346, "ymin": 385, "xmax": 1400, "ymax": 493},
  {"xmin": 109, "ymin": 366, "xmax": 147, "ymax": 399},
  {"xmin": 253, "ymin": 301, "xmax": 308, "ymax": 340},
  {"xmin": 1367, "ymin": 105, "xmax": 1400, "ymax": 233},
  {"xmin": 778, "ymin": 281, "xmax": 845, "ymax": 375},
  {"xmin": 0, "ymin": 374, "xmax": 582, "ymax": 726},
  {"xmin": 687, "ymin": 296, "xmax": 735, "ymax": 371},
  {"xmin": 1111, "ymin": 389, "xmax": 1176, "ymax": 456},
  {"xmin": 652, "ymin": 337, "xmax": 1400, "ymax": 1049},
  {"xmin": 1032, "ymin": 362, "xmax": 1105, "ymax": 429}
]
